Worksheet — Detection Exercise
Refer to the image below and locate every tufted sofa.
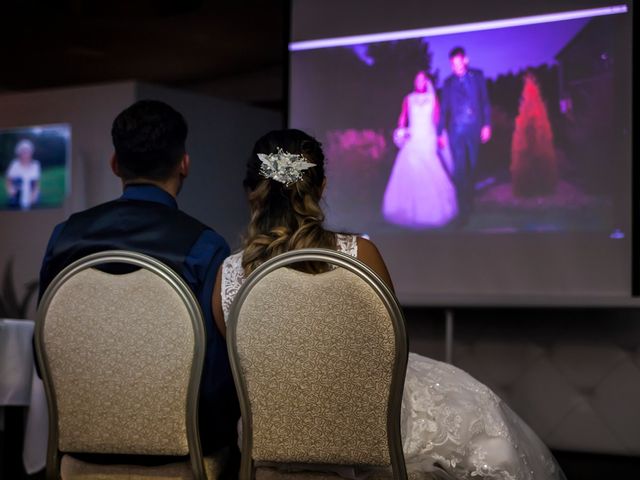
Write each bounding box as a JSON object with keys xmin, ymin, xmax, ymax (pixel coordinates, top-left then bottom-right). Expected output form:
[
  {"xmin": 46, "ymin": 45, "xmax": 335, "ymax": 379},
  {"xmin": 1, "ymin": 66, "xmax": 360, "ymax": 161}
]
[{"xmin": 406, "ymin": 307, "xmax": 640, "ymax": 456}]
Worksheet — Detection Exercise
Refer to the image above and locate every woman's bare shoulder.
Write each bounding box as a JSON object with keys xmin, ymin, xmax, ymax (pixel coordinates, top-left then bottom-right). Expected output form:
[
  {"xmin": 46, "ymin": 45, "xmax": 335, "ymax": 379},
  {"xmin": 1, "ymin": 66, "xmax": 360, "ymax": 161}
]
[{"xmin": 355, "ymin": 236, "xmax": 394, "ymax": 291}]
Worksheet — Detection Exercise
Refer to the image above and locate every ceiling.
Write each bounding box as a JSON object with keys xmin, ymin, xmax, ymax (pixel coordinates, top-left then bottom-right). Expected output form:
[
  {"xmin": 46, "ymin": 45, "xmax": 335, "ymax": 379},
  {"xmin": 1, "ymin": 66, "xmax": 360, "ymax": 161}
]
[
  {"xmin": 5, "ymin": 0, "xmax": 622, "ymax": 111},
  {"xmin": 1, "ymin": 0, "xmax": 286, "ymax": 108}
]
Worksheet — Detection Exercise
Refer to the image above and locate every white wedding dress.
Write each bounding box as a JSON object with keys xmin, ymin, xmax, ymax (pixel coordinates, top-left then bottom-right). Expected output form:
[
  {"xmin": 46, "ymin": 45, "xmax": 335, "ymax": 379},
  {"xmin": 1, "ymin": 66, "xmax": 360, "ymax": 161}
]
[
  {"xmin": 221, "ymin": 234, "xmax": 565, "ymax": 480},
  {"xmin": 383, "ymin": 92, "xmax": 457, "ymax": 228}
]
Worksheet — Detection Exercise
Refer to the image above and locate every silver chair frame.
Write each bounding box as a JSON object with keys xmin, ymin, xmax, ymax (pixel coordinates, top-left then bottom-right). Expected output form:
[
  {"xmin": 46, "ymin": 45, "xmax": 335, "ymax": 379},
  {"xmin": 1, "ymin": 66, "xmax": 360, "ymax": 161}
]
[
  {"xmin": 35, "ymin": 250, "xmax": 207, "ymax": 480},
  {"xmin": 226, "ymin": 248, "xmax": 409, "ymax": 480}
]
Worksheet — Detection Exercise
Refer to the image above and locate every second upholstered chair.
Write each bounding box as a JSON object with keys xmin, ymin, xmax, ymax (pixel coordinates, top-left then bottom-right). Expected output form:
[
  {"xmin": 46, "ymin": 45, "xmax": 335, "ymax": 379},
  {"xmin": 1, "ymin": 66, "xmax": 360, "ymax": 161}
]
[
  {"xmin": 35, "ymin": 250, "xmax": 228, "ymax": 480},
  {"xmin": 226, "ymin": 248, "xmax": 410, "ymax": 480}
]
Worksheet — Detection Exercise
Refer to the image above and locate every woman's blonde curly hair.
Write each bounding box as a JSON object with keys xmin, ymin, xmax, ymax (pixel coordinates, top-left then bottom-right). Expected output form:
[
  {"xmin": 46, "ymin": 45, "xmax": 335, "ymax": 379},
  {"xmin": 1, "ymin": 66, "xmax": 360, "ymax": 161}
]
[{"xmin": 241, "ymin": 129, "xmax": 336, "ymax": 275}]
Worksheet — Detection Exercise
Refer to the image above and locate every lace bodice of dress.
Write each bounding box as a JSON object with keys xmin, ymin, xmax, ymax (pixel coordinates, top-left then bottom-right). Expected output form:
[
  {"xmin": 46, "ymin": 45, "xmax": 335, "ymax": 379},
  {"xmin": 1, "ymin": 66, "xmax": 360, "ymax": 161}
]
[
  {"xmin": 221, "ymin": 233, "xmax": 358, "ymax": 322},
  {"xmin": 408, "ymin": 91, "xmax": 435, "ymax": 140}
]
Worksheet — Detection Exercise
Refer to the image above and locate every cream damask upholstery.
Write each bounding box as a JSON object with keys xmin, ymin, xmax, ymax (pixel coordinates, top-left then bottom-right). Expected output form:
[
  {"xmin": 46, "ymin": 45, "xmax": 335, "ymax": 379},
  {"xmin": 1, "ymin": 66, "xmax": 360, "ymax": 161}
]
[
  {"xmin": 227, "ymin": 249, "xmax": 409, "ymax": 479},
  {"xmin": 35, "ymin": 251, "xmax": 214, "ymax": 480}
]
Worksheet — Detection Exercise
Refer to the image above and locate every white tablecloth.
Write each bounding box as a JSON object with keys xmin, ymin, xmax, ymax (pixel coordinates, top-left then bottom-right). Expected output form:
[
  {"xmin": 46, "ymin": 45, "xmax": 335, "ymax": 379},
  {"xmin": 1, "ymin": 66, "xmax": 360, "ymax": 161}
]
[
  {"xmin": 0, "ymin": 319, "xmax": 48, "ymax": 474},
  {"xmin": 0, "ymin": 319, "xmax": 35, "ymax": 405}
]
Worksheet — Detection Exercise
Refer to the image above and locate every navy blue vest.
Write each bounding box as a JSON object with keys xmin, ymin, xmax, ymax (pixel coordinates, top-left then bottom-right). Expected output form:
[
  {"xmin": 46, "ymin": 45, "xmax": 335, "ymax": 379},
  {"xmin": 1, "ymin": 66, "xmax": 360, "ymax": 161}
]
[
  {"xmin": 43, "ymin": 199, "xmax": 205, "ymax": 287},
  {"xmin": 41, "ymin": 197, "xmax": 239, "ymax": 454}
]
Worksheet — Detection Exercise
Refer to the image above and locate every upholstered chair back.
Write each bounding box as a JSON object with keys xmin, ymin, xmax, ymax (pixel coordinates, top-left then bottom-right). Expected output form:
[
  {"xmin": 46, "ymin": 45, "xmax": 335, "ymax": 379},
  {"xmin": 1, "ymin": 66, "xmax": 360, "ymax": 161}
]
[
  {"xmin": 227, "ymin": 249, "xmax": 408, "ymax": 479},
  {"xmin": 36, "ymin": 250, "xmax": 206, "ymax": 479}
]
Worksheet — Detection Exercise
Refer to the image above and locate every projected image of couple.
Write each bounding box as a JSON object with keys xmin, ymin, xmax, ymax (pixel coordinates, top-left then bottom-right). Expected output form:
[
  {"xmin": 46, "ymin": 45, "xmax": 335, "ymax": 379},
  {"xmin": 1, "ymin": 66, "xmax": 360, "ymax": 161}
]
[{"xmin": 383, "ymin": 46, "xmax": 491, "ymax": 229}]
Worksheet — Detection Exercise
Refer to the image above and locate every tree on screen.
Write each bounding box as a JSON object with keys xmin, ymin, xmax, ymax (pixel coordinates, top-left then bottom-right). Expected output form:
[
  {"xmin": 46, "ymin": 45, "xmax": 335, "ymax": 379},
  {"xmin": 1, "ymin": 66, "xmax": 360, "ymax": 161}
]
[{"xmin": 510, "ymin": 73, "xmax": 558, "ymax": 197}]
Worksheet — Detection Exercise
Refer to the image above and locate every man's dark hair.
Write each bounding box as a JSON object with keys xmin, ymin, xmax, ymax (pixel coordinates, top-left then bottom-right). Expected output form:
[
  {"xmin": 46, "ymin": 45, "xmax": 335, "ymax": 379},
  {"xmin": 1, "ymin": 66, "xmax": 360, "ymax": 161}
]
[
  {"xmin": 111, "ymin": 100, "xmax": 188, "ymax": 181},
  {"xmin": 449, "ymin": 46, "xmax": 466, "ymax": 59}
]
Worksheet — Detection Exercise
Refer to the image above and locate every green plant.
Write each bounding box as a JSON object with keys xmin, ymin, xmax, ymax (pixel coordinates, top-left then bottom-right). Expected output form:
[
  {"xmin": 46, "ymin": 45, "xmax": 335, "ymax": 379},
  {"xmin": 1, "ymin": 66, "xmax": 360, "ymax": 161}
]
[{"xmin": 0, "ymin": 258, "xmax": 38, "ymax": 319}]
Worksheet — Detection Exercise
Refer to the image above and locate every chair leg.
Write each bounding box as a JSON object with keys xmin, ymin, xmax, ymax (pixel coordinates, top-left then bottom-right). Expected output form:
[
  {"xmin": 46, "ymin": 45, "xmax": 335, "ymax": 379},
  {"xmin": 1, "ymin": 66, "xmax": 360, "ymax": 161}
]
[
  {"xmin": 46, "ymin": 449, "xmax": 59, "ymax": 480},
  {"xmin": 239, "ymin": 454, "xmax": 253, "ymax": 480},
  {"xmin": 190, "ymin": 452, "xmax": 206, "ymax": 480}
]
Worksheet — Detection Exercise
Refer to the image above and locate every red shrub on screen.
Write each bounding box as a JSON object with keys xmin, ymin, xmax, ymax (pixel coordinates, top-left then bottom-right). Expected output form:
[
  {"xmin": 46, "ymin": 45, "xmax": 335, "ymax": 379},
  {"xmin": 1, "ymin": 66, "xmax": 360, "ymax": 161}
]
[{"xmin": 510, "ymin": 73, "xmax": 558, "ymax": 197}]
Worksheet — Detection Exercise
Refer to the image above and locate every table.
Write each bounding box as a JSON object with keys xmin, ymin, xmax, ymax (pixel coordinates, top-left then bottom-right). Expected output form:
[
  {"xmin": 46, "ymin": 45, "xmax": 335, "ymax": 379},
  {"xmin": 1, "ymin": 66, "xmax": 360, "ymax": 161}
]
[{"xmin": 0, "ymin": 319, "xmax": 48, "ymax": 474}]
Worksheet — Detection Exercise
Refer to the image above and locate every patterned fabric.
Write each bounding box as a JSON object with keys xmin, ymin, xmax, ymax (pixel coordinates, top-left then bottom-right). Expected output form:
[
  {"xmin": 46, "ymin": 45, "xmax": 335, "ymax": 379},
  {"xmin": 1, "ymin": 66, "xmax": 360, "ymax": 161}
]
[
  {"xmin": 401, "ymin": 354, "xmax": 565, "ymax": 479},
  {"xmin": 334, "ymin": 233, "xmax": 358, "ymax": 257},
  {"xmin": 44, "ymin": 268, "xmax": 195, "ymax": 455},
  {"xmin": 60, "ymin": 449, "xmax": 229, "ymax": 479},
  {"xmin": 221, "ymin": 233, "xmax": 357, "ymax": 321},
  {"xmin": 235, "ymin": 267, "xmax": 396, "ymax": 465}
]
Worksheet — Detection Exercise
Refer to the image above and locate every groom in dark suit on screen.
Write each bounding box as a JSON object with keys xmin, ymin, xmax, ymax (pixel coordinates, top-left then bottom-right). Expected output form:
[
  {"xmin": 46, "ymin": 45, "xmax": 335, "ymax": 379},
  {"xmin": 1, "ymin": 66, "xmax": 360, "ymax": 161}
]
[
  {"xmin": 438, "ymin": 46, "xmax": 492, "ymax": 224},
  {"xmin": 38, "ymin": 100, "xmax": 239, "ymax": 466}
]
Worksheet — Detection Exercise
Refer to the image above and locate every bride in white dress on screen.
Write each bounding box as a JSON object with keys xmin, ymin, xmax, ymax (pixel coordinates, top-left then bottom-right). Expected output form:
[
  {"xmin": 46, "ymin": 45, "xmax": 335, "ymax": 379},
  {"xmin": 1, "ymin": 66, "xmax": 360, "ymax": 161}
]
[
  {"xmin": 383, "ymin": 71, "xmax": 457, "ymax": 228},
  {"xmin": 213, "ymin": 129, "xmax": 565, "ymax": 480}
]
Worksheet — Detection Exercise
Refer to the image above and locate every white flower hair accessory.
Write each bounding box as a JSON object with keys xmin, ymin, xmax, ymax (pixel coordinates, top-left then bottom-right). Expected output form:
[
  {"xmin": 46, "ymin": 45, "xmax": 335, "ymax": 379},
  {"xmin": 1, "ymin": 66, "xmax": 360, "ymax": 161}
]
[{"xmin": 258, "ymin": 147, "xmax": 316, "ymax": 186}]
